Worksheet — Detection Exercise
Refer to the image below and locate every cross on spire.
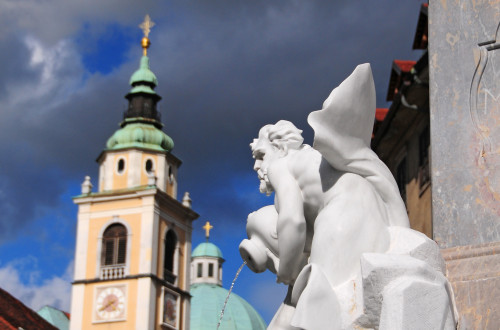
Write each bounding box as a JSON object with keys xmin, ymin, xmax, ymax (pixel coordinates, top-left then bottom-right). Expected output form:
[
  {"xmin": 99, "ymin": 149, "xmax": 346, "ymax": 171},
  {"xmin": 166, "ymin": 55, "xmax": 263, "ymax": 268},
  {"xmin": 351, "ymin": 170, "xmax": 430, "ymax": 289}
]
[
  {"xmin": 203, "ymin": 221, "xmax": 213, "ymax": 240},
  {"xmin": 139, "ymin": 15, "xmax": 155, "ymax": 56},
  {"xmin": 139, "ymin": 14, "xmax": 155, "ymax": 38}
]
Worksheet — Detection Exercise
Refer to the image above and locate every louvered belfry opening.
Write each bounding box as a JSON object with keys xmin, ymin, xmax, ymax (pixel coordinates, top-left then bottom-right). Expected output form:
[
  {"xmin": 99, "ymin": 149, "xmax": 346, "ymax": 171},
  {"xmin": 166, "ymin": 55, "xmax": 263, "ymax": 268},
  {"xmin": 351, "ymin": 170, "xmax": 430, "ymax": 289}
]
[
  {"xmin": 102, "ymin": 224, "xmax": 127, "ymax": 266},
  {"xmin": 164, "ymin": 230, "xmax": 177, "ymax": 283}
]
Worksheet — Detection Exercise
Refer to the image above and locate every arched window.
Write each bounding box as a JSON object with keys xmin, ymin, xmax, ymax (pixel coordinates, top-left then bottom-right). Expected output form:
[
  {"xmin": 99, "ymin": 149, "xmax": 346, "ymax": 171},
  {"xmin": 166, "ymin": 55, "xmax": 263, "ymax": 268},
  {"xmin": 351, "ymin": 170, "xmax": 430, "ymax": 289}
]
[
  {"xmin": 168, "ymin": 166, "xmax": 174, "ymax": 183},
  {"xmin": 102, "ymin": 224, "xmax": 127, "ymax": 266},
  {"xmin": 117, "ymin": 158, "xmax": 125, "ymax": 174},
  {"xmin": 197, "ymin": 263, "xmax": 202, "ymax": 278},
  {"xmin": 145, "ymin": 159, "xmax": 154, "ymax": 174},
  {"xmin": 208, "ymin": 263, "xmax": 214, "ymax": 277},
  {"xmin": 164, "ymin": 229, "xmax": 177, "ymax": 283}
]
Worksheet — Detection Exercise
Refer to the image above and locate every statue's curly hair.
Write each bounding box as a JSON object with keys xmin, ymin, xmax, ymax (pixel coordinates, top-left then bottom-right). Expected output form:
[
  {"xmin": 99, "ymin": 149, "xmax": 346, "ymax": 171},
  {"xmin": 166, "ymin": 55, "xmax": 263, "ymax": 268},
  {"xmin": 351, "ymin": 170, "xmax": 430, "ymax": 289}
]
[{"xmin": 250, "ymin": 120, "xmax": 304, "ymax": 155}]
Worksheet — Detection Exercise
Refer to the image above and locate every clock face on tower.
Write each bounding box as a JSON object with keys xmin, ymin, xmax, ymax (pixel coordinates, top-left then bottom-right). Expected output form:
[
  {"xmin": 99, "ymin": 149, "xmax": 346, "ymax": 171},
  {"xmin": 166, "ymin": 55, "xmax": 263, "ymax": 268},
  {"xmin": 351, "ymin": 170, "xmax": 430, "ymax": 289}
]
[{"xmin": 94, "ymin": 285, "xmax": 127, "ymax": 322}]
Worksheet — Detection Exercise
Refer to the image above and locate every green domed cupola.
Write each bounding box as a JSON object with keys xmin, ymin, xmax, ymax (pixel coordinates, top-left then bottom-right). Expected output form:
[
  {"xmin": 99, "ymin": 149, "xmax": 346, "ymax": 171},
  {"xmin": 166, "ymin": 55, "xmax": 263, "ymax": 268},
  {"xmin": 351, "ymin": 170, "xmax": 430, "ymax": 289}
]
[
  {"xmin": 190, "ymin": 285, "xmax": 267, "ymax": 330},
  {"xmin": 106, "ymin": 121, "xmax": 174, "ymax": 152},
  {"xmin": 191, "ymin": 222, "xmax": 225, "ymax": 286},
  {"xmin": 129, "ymin": 55, "xmax": 158, "ymax": 89},
  {"xmin": 104, "ymin": 18, "xmax": 174, "ymax": 153},
  {"xmin": 122, "ymin": 53, "xmax": 162, "ymax": 127},
  {"xmin": 192, "ymin": 242, "xmax": 224, "ymax": 259},
  {"xmin": 190, "ymin": 222, "xmax": 267, "ymax": 329},
  {"xmin": 98, "ymin": 15, "xmax": 182, "ymax": 196}
]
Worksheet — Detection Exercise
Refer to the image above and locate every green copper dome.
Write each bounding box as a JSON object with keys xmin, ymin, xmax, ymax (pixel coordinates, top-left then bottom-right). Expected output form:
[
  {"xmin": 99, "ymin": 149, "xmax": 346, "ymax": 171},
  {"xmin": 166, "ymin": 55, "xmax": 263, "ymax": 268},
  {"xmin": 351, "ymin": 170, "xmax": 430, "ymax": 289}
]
[
  {"xmin": 37, "ymin": 306, "xmax": 69, "ymax": 330},
  {"xmin": 129, "ymin": 55, "xmax": 158, "ymax": 88},
  {"xmin": 106, "ymin": 121, "xmax": 174, "ymax": 152},
  {"xmin": 192, "ymin": 242, "xmax": 224, "ymax": 259},
  {"xmin": 190, "ymin": 284, "xmax": 266, "ymax": 330}
]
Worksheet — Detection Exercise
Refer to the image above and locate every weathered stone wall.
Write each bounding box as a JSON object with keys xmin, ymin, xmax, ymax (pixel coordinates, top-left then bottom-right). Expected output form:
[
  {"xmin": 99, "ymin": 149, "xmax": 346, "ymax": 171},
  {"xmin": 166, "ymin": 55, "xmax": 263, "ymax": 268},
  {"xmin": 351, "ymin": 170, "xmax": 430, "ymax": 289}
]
[
  {"xmin": 429, "ymin": 1, "xmax": 500, "ymax": 249},
  {"xmin": 429, "ymin": 2, "xmax": 500, "ymax": 328}
]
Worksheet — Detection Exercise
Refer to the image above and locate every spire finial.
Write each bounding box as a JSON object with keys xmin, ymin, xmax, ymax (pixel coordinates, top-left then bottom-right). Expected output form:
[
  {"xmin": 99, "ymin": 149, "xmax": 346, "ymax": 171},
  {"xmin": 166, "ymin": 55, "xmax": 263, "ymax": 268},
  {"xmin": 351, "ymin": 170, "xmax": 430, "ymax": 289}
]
[
  {"xmin": 139, "ymin": 14, "xmax": 155, "ymax": 56},
  {"xmin": 203, "ymin": 221, "xmax": 213, "ymax": 241}
]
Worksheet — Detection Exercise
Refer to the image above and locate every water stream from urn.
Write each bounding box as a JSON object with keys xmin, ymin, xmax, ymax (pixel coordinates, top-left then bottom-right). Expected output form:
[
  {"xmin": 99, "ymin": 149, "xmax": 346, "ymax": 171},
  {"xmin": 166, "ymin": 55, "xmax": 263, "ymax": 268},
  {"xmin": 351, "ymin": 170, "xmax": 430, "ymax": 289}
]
[{"xmin": 216, "ymin": 261, "xmax": 247, "ymax": 329}]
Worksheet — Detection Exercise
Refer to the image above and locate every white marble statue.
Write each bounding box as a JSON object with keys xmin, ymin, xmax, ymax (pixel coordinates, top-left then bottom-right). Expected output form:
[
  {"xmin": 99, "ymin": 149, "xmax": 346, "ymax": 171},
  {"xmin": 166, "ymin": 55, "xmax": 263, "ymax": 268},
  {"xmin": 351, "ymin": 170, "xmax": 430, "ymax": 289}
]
[{"xmin": 239, "ymin": 64, "xmax": 457, "ymax": 329}]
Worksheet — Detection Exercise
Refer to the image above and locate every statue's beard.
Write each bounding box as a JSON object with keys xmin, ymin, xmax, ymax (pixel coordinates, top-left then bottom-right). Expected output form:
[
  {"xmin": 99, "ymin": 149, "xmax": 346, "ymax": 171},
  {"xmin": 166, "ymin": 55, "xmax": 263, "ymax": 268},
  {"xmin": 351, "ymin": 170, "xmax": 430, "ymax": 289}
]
[{"xmin": 258, "ymin": 170, "xmax": 274, "ymax": 196}]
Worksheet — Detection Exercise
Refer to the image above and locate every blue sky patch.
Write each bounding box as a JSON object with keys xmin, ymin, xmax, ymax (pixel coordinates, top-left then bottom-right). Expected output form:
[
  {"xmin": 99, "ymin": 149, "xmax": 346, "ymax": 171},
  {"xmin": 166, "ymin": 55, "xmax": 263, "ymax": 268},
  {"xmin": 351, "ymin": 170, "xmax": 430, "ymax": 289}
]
[{"xmin": 78, "ymin": 23, "xmax": 139, "ymax": 75}]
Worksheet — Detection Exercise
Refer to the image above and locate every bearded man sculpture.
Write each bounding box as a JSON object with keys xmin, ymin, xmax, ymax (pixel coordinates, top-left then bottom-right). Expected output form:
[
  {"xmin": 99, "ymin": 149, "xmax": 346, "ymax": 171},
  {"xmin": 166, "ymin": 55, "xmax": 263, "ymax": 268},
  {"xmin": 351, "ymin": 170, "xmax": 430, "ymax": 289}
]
[{"xmin": 239, "ymin": 64, "xmax": 457, "ymax": 329}]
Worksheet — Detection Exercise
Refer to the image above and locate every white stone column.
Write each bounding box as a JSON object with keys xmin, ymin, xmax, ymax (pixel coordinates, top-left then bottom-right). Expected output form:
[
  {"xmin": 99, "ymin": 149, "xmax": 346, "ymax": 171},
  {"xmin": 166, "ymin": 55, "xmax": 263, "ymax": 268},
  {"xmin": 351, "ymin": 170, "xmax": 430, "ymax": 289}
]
[
  {"xmin": 135, "ymin": 277, "xmax": 156, "ymax": 329},
  {"xmin": 69, "ymin": 284, "xmax": 84, "ymax": 330}
]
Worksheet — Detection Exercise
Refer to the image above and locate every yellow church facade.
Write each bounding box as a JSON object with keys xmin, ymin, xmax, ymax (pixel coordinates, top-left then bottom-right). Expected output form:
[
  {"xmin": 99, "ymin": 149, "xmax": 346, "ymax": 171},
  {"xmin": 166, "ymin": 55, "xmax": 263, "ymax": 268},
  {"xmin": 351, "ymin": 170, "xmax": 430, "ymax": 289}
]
[{"xmin": 70, "ymin": 16, "xmax": 198, "ymax": 330}]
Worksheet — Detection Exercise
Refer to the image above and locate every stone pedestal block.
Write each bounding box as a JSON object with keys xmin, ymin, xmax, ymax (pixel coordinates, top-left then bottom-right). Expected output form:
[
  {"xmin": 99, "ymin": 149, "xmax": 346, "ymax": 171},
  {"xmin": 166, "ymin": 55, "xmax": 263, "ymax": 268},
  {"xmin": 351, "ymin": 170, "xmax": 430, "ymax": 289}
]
[
  {"xmin": 442, "ymin": 242, "xmax": 500, "ymax": 329},
  {"xmin": 379, "ymin": 278, "xmax": 455, "ymax": 330},
  {"xmin": 359, "ymin": 253, "xmax": 456, "ymax": 330}
]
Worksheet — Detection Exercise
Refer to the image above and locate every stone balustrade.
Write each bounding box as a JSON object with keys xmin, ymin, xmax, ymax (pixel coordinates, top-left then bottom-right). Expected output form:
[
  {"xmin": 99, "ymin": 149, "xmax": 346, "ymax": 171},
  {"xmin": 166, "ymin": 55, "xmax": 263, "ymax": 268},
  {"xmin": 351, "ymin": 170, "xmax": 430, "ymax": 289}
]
[{"xmin": 101, "ymin": 265, "xmax": 126, "ymax": 280}]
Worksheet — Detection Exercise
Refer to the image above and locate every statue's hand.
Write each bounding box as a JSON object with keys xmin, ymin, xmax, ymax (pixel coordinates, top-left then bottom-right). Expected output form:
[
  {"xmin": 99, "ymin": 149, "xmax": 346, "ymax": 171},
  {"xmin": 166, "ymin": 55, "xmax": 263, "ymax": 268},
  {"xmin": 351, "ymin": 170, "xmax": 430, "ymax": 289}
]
[
  {"xmin": 276, "ymin": 260, "xmax": 299, "ymax": 286},
  {"xmin": 276, "ymin": 252, "xmax": 309, "ymax": 286},
  {"xmin": 266, "ymin": 248, "xmax": 279, "ymax": 273},
  {"xmin": 277, "ymin": 272, "xmax": 295, "ymax": 286},
  {"xmin": 265, "ymin": 248, "xmax": 294, "ymax": 285}
]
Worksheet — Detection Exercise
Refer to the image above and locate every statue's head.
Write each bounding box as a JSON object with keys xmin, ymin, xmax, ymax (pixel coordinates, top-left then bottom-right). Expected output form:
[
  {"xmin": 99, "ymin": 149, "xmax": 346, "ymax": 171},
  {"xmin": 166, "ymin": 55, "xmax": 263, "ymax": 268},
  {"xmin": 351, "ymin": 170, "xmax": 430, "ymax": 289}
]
[{"xmin": 250, "ymin": 120, "xmax": 304, "ymax": 195}]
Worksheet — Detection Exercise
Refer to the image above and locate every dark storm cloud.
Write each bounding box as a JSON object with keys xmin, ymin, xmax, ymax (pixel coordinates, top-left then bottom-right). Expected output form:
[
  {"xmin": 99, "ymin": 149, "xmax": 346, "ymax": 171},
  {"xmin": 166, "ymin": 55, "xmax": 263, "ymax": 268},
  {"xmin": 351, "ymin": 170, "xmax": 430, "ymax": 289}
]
[
  {"xmin": 0, "ymin": 0, "xmax": 424, "ymax": 242},
  {"xmin": 0, "ymin": 0, "xmax": 426, "ymax": 320},
  {"xmin": 0, "ymin": 38, "xmax": 36, "ymax": 100},
  {"xmin": 146, "ymin": 1, "xmax": 423, "ymax": 220}
]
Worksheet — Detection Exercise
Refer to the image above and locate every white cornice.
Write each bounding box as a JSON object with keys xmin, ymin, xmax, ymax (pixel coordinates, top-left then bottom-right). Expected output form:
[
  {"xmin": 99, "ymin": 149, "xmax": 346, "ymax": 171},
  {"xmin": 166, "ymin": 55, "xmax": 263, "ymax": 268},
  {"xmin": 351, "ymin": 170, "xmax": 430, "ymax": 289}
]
[{"xmin": 73, "ymin": 187, "xmax": 157, "ymax": 204}]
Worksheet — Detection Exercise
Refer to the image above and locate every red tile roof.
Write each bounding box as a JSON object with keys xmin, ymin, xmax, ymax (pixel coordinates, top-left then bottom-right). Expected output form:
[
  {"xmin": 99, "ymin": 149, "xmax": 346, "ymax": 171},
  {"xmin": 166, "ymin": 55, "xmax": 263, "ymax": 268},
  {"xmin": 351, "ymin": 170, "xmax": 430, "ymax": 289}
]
[
  {"xmin": 386, "ymin": 60, "xmax": 417, "ymax": 101},
  {"xmin": 0, "ymin": 315, "xmax": 16, "ymax": 330},
  {"xmin": 375, "ymin": 108, "xmax": 389, "ymax": 122},
  {"xmin": 0, "ymin": 287, "xmax": 57, "ymax": 330},
  {"xmin": 393, "ymin": 60, "xmax": 416, "ymax": 73},
  {"xmin": 413, "ymin": 3, "xmax": 428, "ymax": 50}
]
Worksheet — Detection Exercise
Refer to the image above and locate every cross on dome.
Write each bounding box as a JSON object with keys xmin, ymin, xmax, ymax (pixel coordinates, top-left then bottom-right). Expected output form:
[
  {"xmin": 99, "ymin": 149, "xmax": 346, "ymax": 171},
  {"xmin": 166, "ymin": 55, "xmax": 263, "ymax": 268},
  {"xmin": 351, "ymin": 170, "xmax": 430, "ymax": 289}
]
[{"xmin": 203, "ymin": 221, "xmax": 213, "ymax": 240}]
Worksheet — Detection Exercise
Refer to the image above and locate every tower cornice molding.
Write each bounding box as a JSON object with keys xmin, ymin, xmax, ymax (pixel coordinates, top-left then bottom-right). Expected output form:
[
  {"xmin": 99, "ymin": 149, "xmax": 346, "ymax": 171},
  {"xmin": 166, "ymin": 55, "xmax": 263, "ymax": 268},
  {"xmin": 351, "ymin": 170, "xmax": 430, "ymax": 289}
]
[
  {"xmin": 73, "ymin": 186, "xmax": 199, "ymax": 222},
  {"xmin": 72, "ymin": 273, "xmax": 191, "ymax": 299}
]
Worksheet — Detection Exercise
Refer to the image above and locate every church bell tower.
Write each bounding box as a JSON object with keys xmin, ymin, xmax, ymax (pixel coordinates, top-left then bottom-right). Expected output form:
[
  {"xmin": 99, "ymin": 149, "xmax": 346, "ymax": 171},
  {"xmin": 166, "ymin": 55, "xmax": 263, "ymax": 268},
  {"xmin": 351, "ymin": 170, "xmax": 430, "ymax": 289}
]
[{"xmin": 70, "ymin": 16, "xmax": 198, "ymax": 330}]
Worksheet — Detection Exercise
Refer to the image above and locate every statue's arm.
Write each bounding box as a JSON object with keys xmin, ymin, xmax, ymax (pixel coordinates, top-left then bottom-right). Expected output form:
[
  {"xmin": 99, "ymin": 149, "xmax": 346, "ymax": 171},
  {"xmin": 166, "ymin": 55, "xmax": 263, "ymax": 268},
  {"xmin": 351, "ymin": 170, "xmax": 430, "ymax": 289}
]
[{"xmin": 268, "ymin": 160, "xmax": 307, "ymax": 285}]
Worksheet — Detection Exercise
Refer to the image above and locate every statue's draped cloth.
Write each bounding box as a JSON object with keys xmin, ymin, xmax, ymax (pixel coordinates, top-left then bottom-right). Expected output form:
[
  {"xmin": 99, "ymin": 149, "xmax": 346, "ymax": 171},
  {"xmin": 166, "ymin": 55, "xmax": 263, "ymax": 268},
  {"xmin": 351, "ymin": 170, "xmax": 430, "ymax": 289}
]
[
  {"xmin": 308, "ymin": 63, "xmax": 408, "ymax": 228},
  {"xmin": 290, "ymin": 64, "xmax": 410, "ymax": 328}
]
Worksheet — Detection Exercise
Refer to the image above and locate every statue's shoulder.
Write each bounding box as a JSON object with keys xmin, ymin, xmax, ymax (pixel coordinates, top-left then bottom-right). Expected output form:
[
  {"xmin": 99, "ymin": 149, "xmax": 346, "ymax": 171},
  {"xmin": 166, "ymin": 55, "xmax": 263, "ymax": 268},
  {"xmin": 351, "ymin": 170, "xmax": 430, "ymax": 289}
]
[
  {"xmin": 323, "ymin": 172, "xmax": 382, "ymax": 211},
  {"xmin": 287, "ymin": 146, "xmax": 321, "ymax": 172},
  {"xmin": 335, "ymin": 172, "xmax": 374, "ymax": 192},
  {"xmin": 289, "ymin": 145, "xmax": 321, "ymax": 161}
]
